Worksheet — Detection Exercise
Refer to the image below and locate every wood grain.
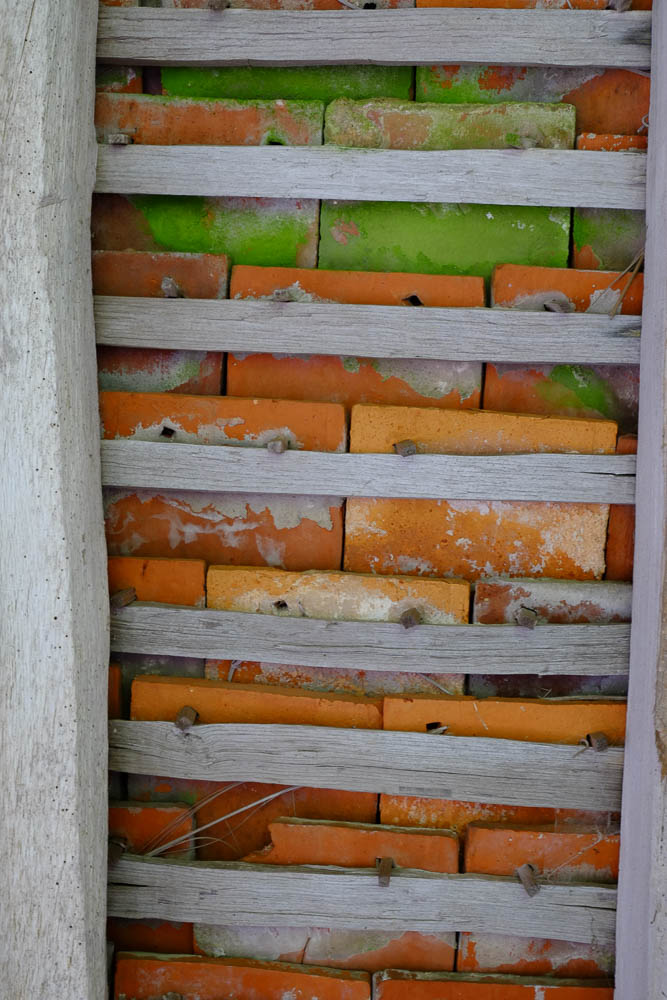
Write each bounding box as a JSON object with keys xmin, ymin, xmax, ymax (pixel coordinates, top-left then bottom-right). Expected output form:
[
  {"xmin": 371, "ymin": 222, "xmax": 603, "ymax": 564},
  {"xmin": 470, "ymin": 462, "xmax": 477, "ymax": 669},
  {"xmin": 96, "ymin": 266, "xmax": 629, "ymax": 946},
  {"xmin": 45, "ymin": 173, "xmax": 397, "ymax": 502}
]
[
  {"xmin": 108, "ymin": 721, "xmax": 624, "ymax": 811},
  {"xmin": 96, "ymin": 8, "xmax": 651, "ymax": 69},
  {"xmin": 108, "ymin": 855, "xmax": 617, "ymax": 945},
  {"xmin": 94, "ymin": 297, "xmax": 642, "ymax": 366},
  {"xmin": 95, "ymin": 145, "xmax": 646, "ymax": 210},
  {"xmin": 615, "ymin": 2, "xmax": 667, "ymax": 996},
  {"xmin": 0, "ymin": 1, "xmax": 109, "ymax": 996},
  {"xmin": 110, "ymin": 604, "xmax": 631, "ymax": 677},
  {"xmin": 100, "ymin": 440, "xmax": 637, "ymax": 503}
]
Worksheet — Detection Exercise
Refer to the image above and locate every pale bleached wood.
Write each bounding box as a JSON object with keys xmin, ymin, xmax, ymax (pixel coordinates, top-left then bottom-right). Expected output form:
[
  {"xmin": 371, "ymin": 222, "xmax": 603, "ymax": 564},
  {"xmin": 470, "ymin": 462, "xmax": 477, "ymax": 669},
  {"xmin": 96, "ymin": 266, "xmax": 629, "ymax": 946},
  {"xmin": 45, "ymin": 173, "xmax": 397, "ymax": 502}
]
[
  {"xmin": 615, "ymin": 3, "xmax": 667, "ymax": 996},
  {"xmin": 96, "ymin": 8, "xmax": 651, "ymax": 68},
  {"xmin": 107, "ymin": 855, "xmax": 617, "ymax": 945},
  {"xmin": 101, "ymin": 440, "xmax": 636, "ymax": 503},
  {"xmin": 110, "ymin": 604, "xmax": 631, "ymax": 677},
  {"xmin": 94, "ymin": 297, "xmax": 642, "ymax": 366},
  {"xmin": 108, "ymin": 721, "xmax": 624, "ymax": 811},
  {"xmin": 95, "ymin": 145, "xmax": 646, "ymax": 210},
  {"xmin": 0, "ymin": 1, "xmax": 108, "ymax": 997}
]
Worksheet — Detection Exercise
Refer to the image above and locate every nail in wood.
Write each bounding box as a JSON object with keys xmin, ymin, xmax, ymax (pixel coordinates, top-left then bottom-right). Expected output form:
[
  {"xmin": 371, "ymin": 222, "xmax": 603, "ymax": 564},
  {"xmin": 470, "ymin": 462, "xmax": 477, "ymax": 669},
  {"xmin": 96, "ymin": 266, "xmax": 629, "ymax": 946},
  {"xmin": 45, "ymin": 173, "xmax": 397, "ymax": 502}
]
[
  {"xmin": 376, "ymin": 856, "xmax": 394, "ymax": 887},
  {"xmin": 515, "ymin": 862, "xmax": 540, "ymax": 897},
  {"xmin": 175, "ymin": 706, "xmax": 198, "ymax": 731},
  {"xmin": 393, "ymin": 439, "xmax": 417, "ymax": 457},
  {"xmin": 110, "ymin": 587, "xmax": 137, "ymax": 610}
]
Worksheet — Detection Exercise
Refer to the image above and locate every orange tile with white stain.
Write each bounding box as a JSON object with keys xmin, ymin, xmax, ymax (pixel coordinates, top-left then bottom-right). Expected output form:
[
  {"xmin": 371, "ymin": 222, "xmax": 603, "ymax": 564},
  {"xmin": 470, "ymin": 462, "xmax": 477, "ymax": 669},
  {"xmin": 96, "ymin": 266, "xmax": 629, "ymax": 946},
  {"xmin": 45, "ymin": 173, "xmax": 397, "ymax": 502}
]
[
  {"xmin": 417, "ymin": 1, "xmax": 605, "ymax": 6},
  {"xmin": 227, "ymin": 265, "xmax": 484, "ymax": 410},
  {"xmin": 107, "ymin": 555, "xmax": 206, "ymax": 607},
  {"xmin": 606, "ymin": 434, "xmax": 636, "ymax": 581},
  {"xmin": 130, "ymin": 676, "xmax": 383, "ymax": 729},
  {"xmin": 93, "ymin": 250, "xmax": 229, "ymax": 299},
  {"xmin": 100, "ymin": 391, "xmax": 347, "ymax": 451},
  {"xmin": 373, "ymin": 970, "xmax": 613, "ymax": 999},
  {"xmin": 491, "ymin": 263, "xmax": 643, "ymax": 315},
  {"xmin": 114, "ymin": 954, "xmax": 371, "ymax": 1000},
  {"xmin": 242, "ymin": 817, "xmax": 458, "ymax": 871},
  {"xmin": 104, "ymin": 490, "xmax": 344, "ymax": 572},
  {"xmin": 108, "ymin": 802, "xmax": 195, "ymax": 857},
  {"xmin": 576, "ymin": 133, "xmax": 648, "ymax": 152},
  {"xmin": 464, "ymin": 824, "xmax": 619, "ymax": 882},
  {"xmin": 456, "ymin": 933, "xmax": 613, "ymax": 980},
  {"xmin": 350, "ymin": 405, "xmax": 617, "ymax": 455},
  {"xmin": 383, "ymin": 695, "xmax": 625, "ymax": 745},
  {"xmin": 206, "ymin": 565, "xmax": 469, "ymax": 623}
]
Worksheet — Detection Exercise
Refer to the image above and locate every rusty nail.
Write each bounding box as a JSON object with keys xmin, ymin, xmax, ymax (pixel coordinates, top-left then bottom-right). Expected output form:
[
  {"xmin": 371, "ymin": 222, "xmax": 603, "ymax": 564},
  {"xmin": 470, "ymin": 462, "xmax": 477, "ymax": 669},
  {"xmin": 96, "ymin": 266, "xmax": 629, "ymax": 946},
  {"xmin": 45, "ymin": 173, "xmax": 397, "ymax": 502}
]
[
  {"xmin": 393, "ymin": 439, "xmax": 417, "ymax": 457},
  {"xmin": 110, "ymin": 587, "xmax": 137, "ymax": 610},
  {"xmin": 267, "ymin": 436, "xmax": 288, "ymax": 454},
  {"xmin": 175, "ymin": 706, "xmax": 198, "ymax": 732},
  {"xmin": 376, "ymin": 856, "xmax": 394, "ymax": 887},
  {"xmin": 106, "ymin": 133, "xmax": 132, "ymax": 145},
  {"xmin": 108, "ymin": 837, "xmax": 127, "ymax": 867},
  {"xmin": 425, "ymin": 721, "xmax": 449, "ymax": 735},
  {"xmin": 515, "ymin": 863, "xmax": 540, "ymax": 897},
  {"xmin": 514, "ymin": 605, "xmax": 538, "ymax": 629},
  {"xmin": 585, "ymin": 731, "xmax": 609, "ymax": 753},
  {"xmin": 399, "ymin": 607, "xmax": 422, "ymax": 630},
  {"xmin": 161, "ymin": 276, "xmax": 185, "ymax": 299}
]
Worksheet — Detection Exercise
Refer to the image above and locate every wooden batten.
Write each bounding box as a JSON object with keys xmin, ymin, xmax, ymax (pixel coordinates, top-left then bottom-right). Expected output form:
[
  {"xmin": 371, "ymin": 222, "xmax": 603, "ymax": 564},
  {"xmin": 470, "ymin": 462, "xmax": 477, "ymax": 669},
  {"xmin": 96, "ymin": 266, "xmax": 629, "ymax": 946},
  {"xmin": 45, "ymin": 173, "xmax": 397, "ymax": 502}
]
[
  {"xmin": 96, "ymin": 145, "xmax": 646, "ymax": 210},
  {"xmin": 107, "ymin": 855, "xmax": 617, "ymax": 946},
  {"xmin": 94, "ymin": 296, "xmax": 642, "ymax": 366},
  {"xmin": 110, "ymin": 604, "xmax": 631, "ymax": 677},
  {"xmin": 96, "ymin": 8, "xmax": 651, "ymax": 69}
]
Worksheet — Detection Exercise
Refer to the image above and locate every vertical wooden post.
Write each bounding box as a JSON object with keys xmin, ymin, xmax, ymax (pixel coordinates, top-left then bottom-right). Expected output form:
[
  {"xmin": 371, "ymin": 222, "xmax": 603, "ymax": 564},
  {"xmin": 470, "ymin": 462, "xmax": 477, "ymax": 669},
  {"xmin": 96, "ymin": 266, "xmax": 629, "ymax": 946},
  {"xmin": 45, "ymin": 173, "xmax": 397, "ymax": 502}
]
[
  {"xmin": 0, "ymin": 2, "xmax": 108, "ymax": 996},
  {"xmin": 615, "ymin": 4, "xmax": 667, "ymax": 996}
]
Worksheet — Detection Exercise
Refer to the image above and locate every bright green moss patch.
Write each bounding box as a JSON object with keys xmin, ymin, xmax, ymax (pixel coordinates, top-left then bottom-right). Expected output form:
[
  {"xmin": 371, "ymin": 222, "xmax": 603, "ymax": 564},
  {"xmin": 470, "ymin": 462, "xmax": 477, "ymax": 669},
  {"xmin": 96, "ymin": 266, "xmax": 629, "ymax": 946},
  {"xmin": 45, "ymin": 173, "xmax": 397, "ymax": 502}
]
[
  {"xmin": 319, "ymin": 201, "xmax": 570, "ymax": 279},
  {"xmin": 415, "ymin": 65, "xmax": 595, "ymax": 106},
  {"xmin": 129, "ymin": 195, "xmax": 319, "ymax": 268},
  {"xmin": 572, "ymin": 208, "xmax": 646, "ymax": 271},
  {"xmin": 161, "ymin": 66, "xmax": 413, "ymax": 103}
]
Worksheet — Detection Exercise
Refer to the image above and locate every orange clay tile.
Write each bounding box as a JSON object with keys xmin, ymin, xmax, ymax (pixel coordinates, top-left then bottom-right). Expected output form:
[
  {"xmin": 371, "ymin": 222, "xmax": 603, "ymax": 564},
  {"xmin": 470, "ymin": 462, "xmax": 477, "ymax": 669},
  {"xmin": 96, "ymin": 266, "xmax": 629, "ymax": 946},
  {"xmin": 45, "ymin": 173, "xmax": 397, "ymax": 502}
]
[
  {"xmin": 382, "ymin": 695, "xmax": 626, "ymax": 745},
  {"xmin": 576, "ymin": 133, "xmax": 649, "ymax": 152},
  {"xmin": 95, "ymin": 93, "xmax": 324, "ymax": 146},
  {"xmin": 562, "ymin": 69, "xmax": 650, "ymax": 136},
  {"xmin": 108, "ymin": 802, "xmax": 195, "ymax": 857},
  {"xmin": 464, "ymin": 824, "xmax": 619, "ymax": 882},
  {"xmin": 109, "ymin": 663, "xmax": 122, "ymax": 719},
  {"xmin": 472, "ymin": 578, "xmax": 632, "ymax": 626},
  {"xmin": 97, "ymin": 345, "xmax": 223, "ymax": 396},
  {"xmin": 205, "ymin": 659, "xmax": 466, "ymax": 697},
  {"xmin": 373, "ymin": 970, "xmax": 613, "ymax": 999},
  {"xmin": 104, "ymin": 490, "xmax": 344, "ymax": 571},
  {"xmin": 205, "ymin": 566, "xmax": 470, "ymax": 623},
  {"xmin": 227, "ymin": 265, "xmax": 484, "ymax": 411},
  {"xmin": 242, "ymin": 817, "xmax": 458, "ymax": 871},
  {"xmin": 491, "ymin": 263, "xmax": 643, "ymax": 315},
  {"xmin": 304, "ymin": 929, "xmax": 457, "ymax": 973},
  {"xmin": 107, "ymin": 917, "xmax": 194, "ymax": 955},
  {"xmin": 417, "ymin": 1, "xmax": 605, "ymax": 6},
  {"xmin": 350, "ymin": 405, "xmax": 617, "ymax": 456},
  {"xmin": 605, "ymin": 434, "xmax": 636, "ymax": 581},
  {"xmin": 114, "ymin": 954, "xmax": 371, "ymax": 1000},
  {"xmin": 99, "ymin": 391, "xmax": 347, "ymax": 451},
  {"xmin": 130, "ymin": 676, "xmax": 383, "ymax": 729},
  {"xmin": 107, "ymin": 555, "xmax": 206, "ymax": 607},
  {"xmin": 92, "ymin": 250, "xmax": 230, "ymax": 299},
  {"xmin": 124, "ymin": 775, "xmax": 378, "ymax": 862},
  {"xmin": 96, "ymin": 66, "xmax": 142, "ymax": 94},
  {"xmin": 171, "ymin": 0, "xmax": 410, "ymax": 6},
  {"xmin": 343, "ymin": 498, "xmax": 611, "ymax": 582},
  {"xmin": 456, "ymin": 932, "xmax": 613, "ymax": 980}
]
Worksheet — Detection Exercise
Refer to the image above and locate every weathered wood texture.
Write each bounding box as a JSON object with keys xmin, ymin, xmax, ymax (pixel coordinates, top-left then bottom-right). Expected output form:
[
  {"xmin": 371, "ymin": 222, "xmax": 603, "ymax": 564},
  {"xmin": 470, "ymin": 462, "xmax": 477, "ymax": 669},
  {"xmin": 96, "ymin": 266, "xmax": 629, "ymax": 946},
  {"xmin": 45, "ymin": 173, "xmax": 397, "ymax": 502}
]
[
  {"xmin": 101, "ymin": 440, "xmax": 636, "ymax": 503},
  {"xmin": 95, "ymin": 146, "xmax": 646, "ymax": 210},
  {"xmin": 615, "ymin": 3, "xmax": 667, "ymax": 996},
  {"xmin": 108, "ymin": 855, "xmax": 617, "ymax": 945},
  {"xmin": 0, "ymin": 2, "xmax": 108, "ymax": 997},
  {"xmin": 110, "ymin": 604, "xmax": 630, "ymax": 677},
  {"xmin": 109, "ymin": 721, "xmax": 624, "ymax": 811},
  {"xmin": 94, "ymin": 297, "xmax": 642, "ymax": 366},
  {"xmin": 96, "ymin": 8, "xmax": 651, "ymax": 68}
]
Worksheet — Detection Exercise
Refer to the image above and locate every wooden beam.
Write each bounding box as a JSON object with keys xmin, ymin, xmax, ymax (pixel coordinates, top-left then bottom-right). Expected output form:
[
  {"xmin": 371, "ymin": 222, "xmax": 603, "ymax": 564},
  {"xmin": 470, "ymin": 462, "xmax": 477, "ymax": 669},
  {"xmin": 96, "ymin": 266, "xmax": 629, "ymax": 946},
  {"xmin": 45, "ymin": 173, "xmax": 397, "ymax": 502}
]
[
  {"xmin": 110, "ymin": 604, "xmax": 631, "ymax": 678},
  {"xmin": 107, "ymin": 855, "xmax": 617, "ymax": 946},
  {"xmin": 96, "ymin": 8, "xmax": 651, "ymax": 69},
  {"xmin": 615, "ymin": 2, "xmax": 667, "ymax": 995},
  {"xmin": 109, "ymin": 721, "xmax": 624, "ymax": 811},
  {"xmin": 0, "ymin": 1, "xmax": 108, "ymax": 996},
  {"xmin": 95, "ymin": 146, "xmax": 646, "ymax": 210},
  {"xmin": 101, "ymin": 441, "xmax": 636, "ymax": 504},
  {"xmin": 94, "ymin": 297, "xmax": 642, "ymax": 367}
]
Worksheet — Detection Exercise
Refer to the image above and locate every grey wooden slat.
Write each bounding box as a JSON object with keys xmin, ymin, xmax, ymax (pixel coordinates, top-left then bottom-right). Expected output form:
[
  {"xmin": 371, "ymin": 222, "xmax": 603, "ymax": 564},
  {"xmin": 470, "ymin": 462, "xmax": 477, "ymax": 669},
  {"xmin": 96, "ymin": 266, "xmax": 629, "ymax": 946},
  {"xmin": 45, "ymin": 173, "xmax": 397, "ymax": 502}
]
[
  {"xmin": 107, "ymin": 855, "xmax": 617, "ymax": 945},
  {"xmin": 109, "ymin": 604, "xmax": 631, "ymax": 677},
  {"xmin": 94, "ymin": 297, "xmax": 642, "ymax": 366},
  {"xmin": 100, "ymin": 440, "xmax": 637, "ymax": 503},
  {"xmin": 95, "ymin": 145, "xmax": 646, "ymax": 210},
  {"xmin": 96, "ymin": 9, "xmax": 651, "ymax": 69},
  {"xmin": 108, "ymin": 721, "xmax": 624, "ymax": 811}
]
